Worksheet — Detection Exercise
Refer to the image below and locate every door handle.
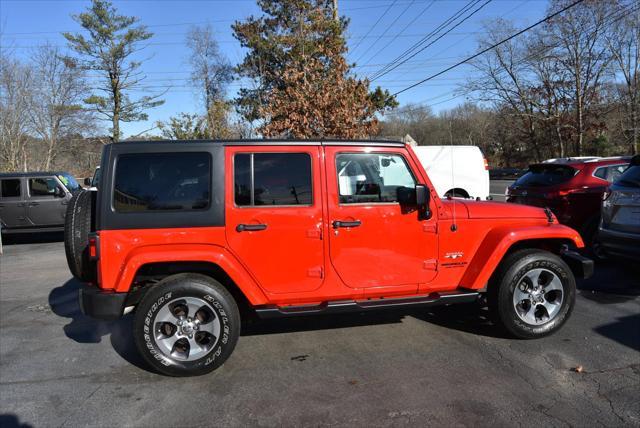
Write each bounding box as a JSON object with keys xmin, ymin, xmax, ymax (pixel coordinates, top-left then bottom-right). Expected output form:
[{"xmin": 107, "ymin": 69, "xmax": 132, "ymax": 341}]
[
  {"xmin": 236, "ymin": 223, "xmax": 267, "ymax": 232},
  {"xmin": 61, "ymin": 201, "xmax": 69, "ymax": 205},
  {"xmin": 332, "ymin": 220, "xmax": 362, "ymax": 228},
  {"xmin": 28, "ymin": 202, "xmax": 39, "ymax": 207}
]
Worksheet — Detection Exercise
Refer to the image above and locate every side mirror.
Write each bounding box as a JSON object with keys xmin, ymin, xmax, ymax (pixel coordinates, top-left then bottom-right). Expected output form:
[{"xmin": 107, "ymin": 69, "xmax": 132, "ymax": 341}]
[
  {"xmin": 55, "ymin": 187, "xmax": 66, "ymax": 198},
  {"xmin": 396, "ymin": 186, "xmax": 416, "ymax": 205},
  {"xmin": 415, "ymin": 184, "xmax": 431, "ymax": 220},
  {"xmin": 84, "ymin": 177, "xmax": 92, "ymax": 186}
]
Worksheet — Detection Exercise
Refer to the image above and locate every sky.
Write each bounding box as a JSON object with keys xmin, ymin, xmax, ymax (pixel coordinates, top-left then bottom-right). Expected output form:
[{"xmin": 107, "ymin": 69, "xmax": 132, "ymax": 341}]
[{"xmin": 0, "ymin": 0, "xmax": 549, "ymax": 137}]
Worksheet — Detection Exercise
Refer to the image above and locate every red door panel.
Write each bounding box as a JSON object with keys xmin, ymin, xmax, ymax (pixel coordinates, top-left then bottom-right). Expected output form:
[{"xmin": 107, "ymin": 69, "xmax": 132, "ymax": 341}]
[
  {"xmin": 324, "ymin": 146, "xmax": 438, "ymax": 292},
  {"xmin": 225, "ymin": 146, "xmax": 325, "ymax": 294}
]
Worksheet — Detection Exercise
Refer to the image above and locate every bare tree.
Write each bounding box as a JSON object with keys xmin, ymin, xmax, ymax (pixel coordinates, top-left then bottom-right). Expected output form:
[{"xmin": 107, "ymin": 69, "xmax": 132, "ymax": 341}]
[
  {"xmin": 186, "ymin": 24, "xmax": 233, "ymax": 137},
  {"xmin": 28, "ymin": 45, "xmax": 93, "ymax": 170},
  {"xmin": 606, "ymin": 2, "xmax": 640, "ymax": 154},
  {"xmin": 0, "ymin": 55, "xmax": 33, "ymax": 171},
  {"xmin": 545, "ymin": 0, "xmax": 615, "ymax": 155}
]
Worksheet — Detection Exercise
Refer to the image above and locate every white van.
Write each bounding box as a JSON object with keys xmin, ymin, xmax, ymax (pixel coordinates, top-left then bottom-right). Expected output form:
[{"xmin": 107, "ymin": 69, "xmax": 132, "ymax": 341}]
[{"xmin": 412, "ymin": 145, "xmax": 490, "ymax": 199}]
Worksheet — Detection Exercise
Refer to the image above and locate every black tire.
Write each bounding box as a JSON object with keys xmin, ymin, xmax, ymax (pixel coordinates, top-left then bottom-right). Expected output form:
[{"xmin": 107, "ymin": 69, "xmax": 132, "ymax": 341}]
[
  {"xmin": 488, "ymin": 249, "xmax": 576, "ymax": 339},
  {"xmin": 64, "ymin": 190, "xmax": 96, "ymax": 282},
  {"xmin": 133, "ymin": 273, "xmax": 241, "ymax": 377}
]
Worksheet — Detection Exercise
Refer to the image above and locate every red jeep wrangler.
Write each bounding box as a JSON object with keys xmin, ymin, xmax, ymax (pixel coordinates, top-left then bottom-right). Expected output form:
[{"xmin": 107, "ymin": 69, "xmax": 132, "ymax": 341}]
[{"xmin": 65, "ymin": 140, "xmax": 592, "ymax": 376}]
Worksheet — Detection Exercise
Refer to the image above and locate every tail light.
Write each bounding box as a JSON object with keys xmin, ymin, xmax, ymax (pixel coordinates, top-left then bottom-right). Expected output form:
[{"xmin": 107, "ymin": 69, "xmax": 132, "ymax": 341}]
[
  {"xmin": 483, "ymin": 158, "xmax": 489, "ymax": 170},
  {"xmin": 544, "ymin": 190, "xmax": 571, "ymax": 199},
  {"xmin": 88, "ymin": 232, "xmax": 99, "ymax": 260}
]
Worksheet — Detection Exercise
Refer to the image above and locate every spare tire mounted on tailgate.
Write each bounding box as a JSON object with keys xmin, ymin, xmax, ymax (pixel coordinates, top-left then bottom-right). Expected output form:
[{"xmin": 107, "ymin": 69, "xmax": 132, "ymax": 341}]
[{"xmin": 64, "ymin": 189, "xmax": 97, "ymax": 282}]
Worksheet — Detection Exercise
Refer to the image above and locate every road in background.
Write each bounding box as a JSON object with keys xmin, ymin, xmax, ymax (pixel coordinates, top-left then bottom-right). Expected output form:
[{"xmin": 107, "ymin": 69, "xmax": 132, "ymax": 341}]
[
  {"xmin": 1, "ymin": 240, "xmax": 638, "ymax": 427},
  {"xmin": 490, "ymin": 179, "xmax": 514, "ymax": 202}
]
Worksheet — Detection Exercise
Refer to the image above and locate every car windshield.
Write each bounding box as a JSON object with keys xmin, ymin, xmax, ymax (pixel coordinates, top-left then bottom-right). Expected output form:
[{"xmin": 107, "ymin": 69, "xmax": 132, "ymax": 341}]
[
  {"xmin": 57, "ymin": 173, "xmax": 81, "ymax": 192},
  {"xmin": 513, "ymin": 164, "xmax": 577, "ymax": 187},
  {"xmin": 614, "ymin": 165, "xmax": 640, "ymax": 188}
]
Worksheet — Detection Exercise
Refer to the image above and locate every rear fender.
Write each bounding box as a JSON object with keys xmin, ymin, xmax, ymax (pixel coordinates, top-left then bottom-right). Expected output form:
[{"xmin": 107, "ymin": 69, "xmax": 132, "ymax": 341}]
[
  {"xmin": 114, "ymin": 244, "xmax": 269, "ymax": 305},
  {"xmin": 459, "ymin": 225, "xmax": 584, "ymax": 290}
]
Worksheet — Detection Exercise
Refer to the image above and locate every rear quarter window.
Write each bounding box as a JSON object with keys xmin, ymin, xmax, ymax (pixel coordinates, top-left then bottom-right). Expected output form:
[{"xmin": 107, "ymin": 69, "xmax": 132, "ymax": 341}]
[
  {"xmin": 514, "ymin": 165, "xmax": 577, "ymax": 187},
  {"xmin": 114, "ymin": 152, "xmax": 211, "ymax": 212}
]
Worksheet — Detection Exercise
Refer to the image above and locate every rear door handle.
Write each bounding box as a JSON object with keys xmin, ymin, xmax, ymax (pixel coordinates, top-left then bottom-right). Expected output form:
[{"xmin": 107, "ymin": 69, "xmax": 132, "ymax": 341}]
[
  {"xmin": 28, "ymin": 202, "xmax": 39, "ymax": 207},
  {"xmin": 332, "ymin": 220, "xmax": 362, "ymax": 228},
  {"xmin": 236, "ymin": 223, "xmax": 267, "ymax": 232}
]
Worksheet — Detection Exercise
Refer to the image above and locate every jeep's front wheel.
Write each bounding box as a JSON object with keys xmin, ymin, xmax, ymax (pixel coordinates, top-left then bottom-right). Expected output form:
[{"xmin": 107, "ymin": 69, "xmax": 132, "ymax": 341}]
[
  {"xmin": 489, "ymin": 249, "xmax": 576, "ymax": 339},
  {"xmin": 133, "ymin": 274, "xmax": 240, "ymax": 376}
]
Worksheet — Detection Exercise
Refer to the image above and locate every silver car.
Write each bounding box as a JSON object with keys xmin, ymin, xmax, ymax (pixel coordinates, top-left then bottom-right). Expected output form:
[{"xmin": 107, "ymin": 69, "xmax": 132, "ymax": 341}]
[
  {"xmin": 599, "ymin": 155, "xmax": 640, "ymax": 261},
  {"xmin": 0, "ymin": 172, "xmax": 81, "ymax": 234}
]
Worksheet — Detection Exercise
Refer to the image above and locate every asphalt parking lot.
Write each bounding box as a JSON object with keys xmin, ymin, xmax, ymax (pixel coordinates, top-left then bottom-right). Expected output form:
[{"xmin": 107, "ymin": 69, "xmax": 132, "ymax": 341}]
[{"xmin": 1, "ymin": 231, "xmax": 639, "ymax": 427}]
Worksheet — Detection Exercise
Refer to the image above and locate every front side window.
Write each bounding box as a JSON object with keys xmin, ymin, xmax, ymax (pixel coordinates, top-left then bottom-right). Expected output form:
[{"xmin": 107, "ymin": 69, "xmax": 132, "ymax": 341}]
[
  {"xmin": 114, "ymin": 152, "xmax": 211, "ymax": 212},
  {"xmin": 1, "ymin": 179, "xmax": 21, "ymax": 198},
  {"xmin": 234, "ymin": 153, "xmax": 312, "ymax": 206},
  {"xmin": 57, "ymin": 173, "xmax": 81, "ymax": 192},
  {"xmin": 29, "ymin": 177, "xmax": 63, "ymax": 198},
  {"xmin": 336, "ymin": 153, "xmax": 416, "ymax": 204}
]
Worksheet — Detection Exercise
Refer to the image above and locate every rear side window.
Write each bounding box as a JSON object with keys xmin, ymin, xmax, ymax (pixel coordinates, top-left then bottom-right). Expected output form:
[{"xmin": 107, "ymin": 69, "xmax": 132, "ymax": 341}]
[
  {"xmin": 514, "ymin": 165, "xmax": 577, "ymax": 187},
  {"xmin": 1, "ymin": 179, "xmax": 21, "ymax": 198},
  {"xmin": 594, "ymin": 164, "xmax": 628, "ymax": 182},
  {"xmin": 114, "ymin": 152, "xmax": 211, "ymax": 212},
  {"xmin": 234, "ymin": 153, "xmax": 312, "ymax": 206},
  {"xmin": 29, "ymin": 177, "xmax": 62, "ymax": 197}
]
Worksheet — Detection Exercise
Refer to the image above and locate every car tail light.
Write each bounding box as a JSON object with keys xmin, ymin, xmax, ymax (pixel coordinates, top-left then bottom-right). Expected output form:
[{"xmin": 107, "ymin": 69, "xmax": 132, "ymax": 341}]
[
  {"xmin": 88, "ymin": 233, "xmax": 99, "ymax": 260},
  {"xmin": 483, "ymin": 158, "xmax": 489, "ymax": 170},
  {"xmin": 544, "ymin": 190, "xmax": 571, "ymax": 199}
]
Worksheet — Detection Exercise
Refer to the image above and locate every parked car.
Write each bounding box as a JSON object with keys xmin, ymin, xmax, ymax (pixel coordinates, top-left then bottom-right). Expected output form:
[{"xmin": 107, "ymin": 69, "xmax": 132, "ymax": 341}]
[
  {"xmin": 412, "ymin": 145, "xmax": 490, "ymax": 199},
  {"xmin": 599, "ymin": 155, "xmax": 640, "ymax": 261},
  {"xmin": 67, "ymin": 139, "xmax": 591, "ymax": 376},
  {"xmin": 83, "ymin": 166, "xmax": 101, "ymax": 190},
  {"xmin": 505, "ymin": 157, "xmax": 631, "ymax": 247},
  {"xmin": 0, "ymin": 171, "xmax": 81, "ymax": 234}
]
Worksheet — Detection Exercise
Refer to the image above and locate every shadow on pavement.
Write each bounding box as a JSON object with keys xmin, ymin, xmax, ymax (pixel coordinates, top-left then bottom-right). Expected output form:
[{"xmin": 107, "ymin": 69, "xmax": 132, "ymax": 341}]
[
  {"xmin": 1, "ymin": 231, "xmax": 64, "ymax": 245},
  {"xmin": 593, "ymin": 313, "xmax": 640, "ymax": 352},
  {"xmin": 48, "ymin": 278, "xmax": 152, "ymax": 373},
  {"xmin": 0, "ymin": 414, "xmax": 34, "ymax": 428},
  {"xmin": 411, "ymin": 303, "xmax": 511, "ymax": 339},
  {"xmin": 578, "ymin": 260, "xmax": 640, "ymax": 303}
]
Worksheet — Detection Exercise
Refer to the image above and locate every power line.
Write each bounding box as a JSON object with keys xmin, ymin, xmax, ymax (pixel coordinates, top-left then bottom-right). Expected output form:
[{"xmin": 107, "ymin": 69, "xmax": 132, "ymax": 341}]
[
  {"xmin": 353, "ymin": 0, "xmax": 416, "ymax": 64},
  {"xmin": 366, "ymin": 0, "xmax": 486, "ymax": 79},
  {"xmin": 370, "ymin": 0, "xmax": 493, "ymax": 81},
  {"xmin": 357, "ymin": 0, "xmax": 436, "ymax": 67},
  {"xmin": 348, "ymin": 0, "xmax": 399, "ymax": 56},
  {"xmin": 392, "ymin": 0, "xmax": 606, "ymax": 96}
]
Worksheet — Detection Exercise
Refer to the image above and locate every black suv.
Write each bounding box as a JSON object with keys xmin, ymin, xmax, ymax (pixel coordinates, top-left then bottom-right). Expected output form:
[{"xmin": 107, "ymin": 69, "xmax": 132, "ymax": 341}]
[{"xmin": 0, "ymin": 172, "xmax": 81, "ymax": 234}]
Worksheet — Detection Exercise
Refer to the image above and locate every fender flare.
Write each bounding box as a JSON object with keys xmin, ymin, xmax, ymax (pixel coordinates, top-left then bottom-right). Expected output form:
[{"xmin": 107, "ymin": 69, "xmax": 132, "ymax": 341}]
[
  {"xmin": 459, "ymin": 224, "xmax": 584, "ymax": 290},
  {"xmin": 113, "ymin": 243, "xmax": 269, "ymax": 305}
]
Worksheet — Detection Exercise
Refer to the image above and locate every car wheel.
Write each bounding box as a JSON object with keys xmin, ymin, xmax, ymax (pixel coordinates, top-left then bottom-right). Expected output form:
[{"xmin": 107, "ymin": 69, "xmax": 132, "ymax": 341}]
[
  {"xmin": 133, "ymin": 273, "xmax": 240, "ymax": 377},
  {"xmin": 489, "ymin": 249, "xmax": 576, "ymax": 339}
]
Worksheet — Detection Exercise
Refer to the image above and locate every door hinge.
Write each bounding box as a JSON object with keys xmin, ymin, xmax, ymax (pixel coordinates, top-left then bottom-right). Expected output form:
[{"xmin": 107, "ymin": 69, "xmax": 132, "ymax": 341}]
[
  {"xmin": 423, "ymin": 259, "xmax": 438, "ymax": 270},
  {"xmin": 423, "ymin": 223, "xmax": 437, "ymax": 233},
  {"xmin": 307, "ymin": 266, "xmax": 324, "ymax": 278}
]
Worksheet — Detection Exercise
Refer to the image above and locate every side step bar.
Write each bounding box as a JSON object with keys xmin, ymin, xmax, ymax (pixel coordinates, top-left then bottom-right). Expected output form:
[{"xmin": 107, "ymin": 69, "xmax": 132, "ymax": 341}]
[{"xmin": 255, "ymin": 291, "xmax": 480, "ymax": 319}]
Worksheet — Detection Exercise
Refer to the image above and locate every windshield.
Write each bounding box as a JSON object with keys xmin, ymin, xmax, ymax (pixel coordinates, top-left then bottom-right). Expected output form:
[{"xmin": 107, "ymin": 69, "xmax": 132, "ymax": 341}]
[
  {"xmin": 57, "ymin": 173, "xmax": 81, "ymax": 192},
  {"xmin": 514, "ymin": 164, "xmax": 577, "ymax": 187},
  {"xmin": 614, "ymin": 165, "xmax": 640, "ymax": 188}
]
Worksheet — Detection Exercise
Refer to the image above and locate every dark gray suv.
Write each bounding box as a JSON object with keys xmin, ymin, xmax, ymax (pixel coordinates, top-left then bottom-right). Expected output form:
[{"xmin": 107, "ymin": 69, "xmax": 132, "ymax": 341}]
[
  {"xmin": 599, "ymin": 155, "xmax": 640, "ymax": 261},
  {"xmin": 0, "ymin": 172, "xmax": 81, "ymax": 234}
]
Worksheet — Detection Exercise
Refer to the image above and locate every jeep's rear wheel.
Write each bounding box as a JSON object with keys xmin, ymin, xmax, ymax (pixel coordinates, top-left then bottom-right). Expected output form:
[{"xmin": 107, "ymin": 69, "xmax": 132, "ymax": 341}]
[
  {"xmin": 489, "ymin": 249, "xmax": 576, "ymax": 339},
  {"xmin": 133, "ymin": 273, "xmax": 240, "ymax": 376}
]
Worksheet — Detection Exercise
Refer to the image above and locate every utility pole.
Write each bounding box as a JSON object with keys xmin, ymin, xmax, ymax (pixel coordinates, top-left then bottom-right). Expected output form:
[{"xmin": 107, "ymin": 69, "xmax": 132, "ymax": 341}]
[{"xmin": 332, "ymin": 0, "xmax": 338, "ymax": 21}]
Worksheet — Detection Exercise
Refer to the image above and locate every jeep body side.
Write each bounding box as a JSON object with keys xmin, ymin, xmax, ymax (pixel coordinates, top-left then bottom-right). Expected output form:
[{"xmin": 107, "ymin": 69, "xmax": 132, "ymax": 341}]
[{"xmin": 68, "ymin": 140, "xmax": 592, "ymax": 376}]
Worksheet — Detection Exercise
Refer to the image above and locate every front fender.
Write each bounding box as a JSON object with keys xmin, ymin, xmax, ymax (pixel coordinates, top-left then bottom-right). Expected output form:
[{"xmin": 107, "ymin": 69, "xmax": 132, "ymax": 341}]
[
  {"xmin": 459, "ymin": 224, "xmax": 584, "ymax": 290},
  {"xmin": 114, "ymin": 244, "xmax": 269, "ymax": 305}
]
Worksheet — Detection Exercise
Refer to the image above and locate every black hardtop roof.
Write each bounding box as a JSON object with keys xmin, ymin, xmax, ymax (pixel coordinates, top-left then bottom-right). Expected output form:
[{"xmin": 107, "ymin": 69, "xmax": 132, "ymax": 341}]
[
  {"xmin": 0, "ymin": 171, "xmax": 70, "ymax": 178},
  {"xmin": 113, "ymin": 138, "xmax": 406, "ymax": 147}
]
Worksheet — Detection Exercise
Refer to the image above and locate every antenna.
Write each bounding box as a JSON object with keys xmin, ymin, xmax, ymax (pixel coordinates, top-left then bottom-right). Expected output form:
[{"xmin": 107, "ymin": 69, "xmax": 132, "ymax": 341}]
[{"xmin": 449, "ymin": 120, "xmax": 457, "ymax": 232}]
